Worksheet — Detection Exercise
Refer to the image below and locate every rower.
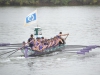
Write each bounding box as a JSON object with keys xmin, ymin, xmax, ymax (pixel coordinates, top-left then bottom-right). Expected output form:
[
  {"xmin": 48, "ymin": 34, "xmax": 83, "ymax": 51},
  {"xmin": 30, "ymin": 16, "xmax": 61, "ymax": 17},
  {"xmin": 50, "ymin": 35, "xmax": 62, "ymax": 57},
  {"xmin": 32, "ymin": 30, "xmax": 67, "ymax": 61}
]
[
  {"xmin": 58, "ymin": 32, "xmax": 69, "ymax": 44},
  {"xmin": 39, "ymin": 41, "xmax": 47, "ymax": 51},
  {"xmin": 41, "ymin": 37, "xmax": 45, "ymax": 41},
  {"xmin": 28, "ymin": 34, "xmax": 34, "ymax": 48},
  {"xmin": 56, "ymin": 35, "xmax": 64, "ymax": 45},
  {"xmin": 19, "ymin": 41, "xmax": 28, "ymax": 50},
  {"xmin": 31, "ymin": 37, "xmax": 41, "ymax": 52},
  {"xmin": 58, "ymin": 32, "xmax": 69, "ymax": 39}
]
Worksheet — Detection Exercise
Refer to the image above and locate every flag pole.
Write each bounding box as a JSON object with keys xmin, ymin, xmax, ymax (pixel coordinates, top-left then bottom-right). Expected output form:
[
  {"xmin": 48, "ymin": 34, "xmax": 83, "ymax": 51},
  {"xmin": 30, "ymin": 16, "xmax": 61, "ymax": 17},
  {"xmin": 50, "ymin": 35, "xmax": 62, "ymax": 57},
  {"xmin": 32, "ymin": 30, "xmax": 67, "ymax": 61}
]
[
  {"xmin": 37, "ymin": 24, "xmax": 38, "ymax": 27},
  {"xmin": 37, "ymin": 9, "xmax": 38, "ymax": 27}
]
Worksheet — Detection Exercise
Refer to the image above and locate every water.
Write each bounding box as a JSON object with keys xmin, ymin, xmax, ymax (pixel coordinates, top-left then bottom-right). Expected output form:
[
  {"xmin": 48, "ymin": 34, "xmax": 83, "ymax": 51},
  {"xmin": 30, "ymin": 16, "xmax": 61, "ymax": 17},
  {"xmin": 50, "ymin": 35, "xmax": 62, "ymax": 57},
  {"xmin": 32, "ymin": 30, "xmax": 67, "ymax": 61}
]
[{"xmin": 0, "ymin": 6, "xmax": 100, "ymax": 75}]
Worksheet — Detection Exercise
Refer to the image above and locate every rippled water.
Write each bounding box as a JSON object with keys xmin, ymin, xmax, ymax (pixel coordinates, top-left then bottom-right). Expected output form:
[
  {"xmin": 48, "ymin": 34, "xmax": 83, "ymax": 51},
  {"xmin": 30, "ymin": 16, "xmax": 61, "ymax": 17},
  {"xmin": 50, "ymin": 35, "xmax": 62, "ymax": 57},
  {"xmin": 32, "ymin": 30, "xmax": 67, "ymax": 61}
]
[{"xmin": 0, "ymin": 6, "xmax": 100, "ymax": 75}]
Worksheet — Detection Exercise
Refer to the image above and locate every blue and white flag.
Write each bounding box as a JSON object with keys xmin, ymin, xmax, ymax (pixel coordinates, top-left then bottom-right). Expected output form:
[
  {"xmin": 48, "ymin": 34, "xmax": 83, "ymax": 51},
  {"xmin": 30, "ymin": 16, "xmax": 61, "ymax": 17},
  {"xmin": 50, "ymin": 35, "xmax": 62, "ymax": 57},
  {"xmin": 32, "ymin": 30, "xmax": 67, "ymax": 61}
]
[{"xmin": 24, "ymin": 10, "xmax": 37, "ymax": 26}]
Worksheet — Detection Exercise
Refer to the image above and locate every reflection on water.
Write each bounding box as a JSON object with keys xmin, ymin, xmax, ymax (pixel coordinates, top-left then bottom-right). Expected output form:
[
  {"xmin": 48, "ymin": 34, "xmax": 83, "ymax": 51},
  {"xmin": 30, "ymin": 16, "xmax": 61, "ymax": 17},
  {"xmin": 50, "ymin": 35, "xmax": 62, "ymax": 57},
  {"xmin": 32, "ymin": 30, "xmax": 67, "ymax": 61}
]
[{"xmin": 0, "ymin": 6, "xmax": 100, "ymax": 75}]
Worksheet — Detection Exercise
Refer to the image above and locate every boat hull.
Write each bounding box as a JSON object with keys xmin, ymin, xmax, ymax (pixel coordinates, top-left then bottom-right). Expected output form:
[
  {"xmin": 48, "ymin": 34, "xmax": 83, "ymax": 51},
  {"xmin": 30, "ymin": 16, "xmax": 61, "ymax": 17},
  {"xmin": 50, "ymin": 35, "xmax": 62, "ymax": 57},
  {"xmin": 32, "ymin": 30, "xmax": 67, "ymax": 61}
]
[{"xmin": 21, "ymin": 44, "xmax": 66, "ymax": 57}]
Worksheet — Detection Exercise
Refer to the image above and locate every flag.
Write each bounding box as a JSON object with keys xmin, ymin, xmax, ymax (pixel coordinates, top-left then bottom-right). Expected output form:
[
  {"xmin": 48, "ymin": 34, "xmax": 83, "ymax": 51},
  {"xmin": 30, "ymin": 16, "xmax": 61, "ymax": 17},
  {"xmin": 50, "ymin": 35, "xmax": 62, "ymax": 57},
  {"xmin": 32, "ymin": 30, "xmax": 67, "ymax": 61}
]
[{"xmin": 24, "ymin": 10, "xmax": 37, "ymax": 26}]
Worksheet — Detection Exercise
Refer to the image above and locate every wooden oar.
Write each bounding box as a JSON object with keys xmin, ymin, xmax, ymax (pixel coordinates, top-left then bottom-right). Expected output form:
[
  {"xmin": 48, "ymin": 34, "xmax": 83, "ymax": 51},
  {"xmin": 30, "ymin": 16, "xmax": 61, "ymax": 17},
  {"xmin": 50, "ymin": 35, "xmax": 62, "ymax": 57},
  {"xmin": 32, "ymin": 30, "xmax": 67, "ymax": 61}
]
[
  {"xmin": 65, "ymin": 45, "xmax": 100, "ymax": 55},
  {"xmin": 0, "ymin": 48, "xmax": 18, "ymax": 50},
  {"xmin": 64, "ymin": 50, "xmax": 82, "ymax": 51},
  {"xmin": 0, "ymin": 43, "xmax": 22, "ymax": 47},
  {"xmin": 65, "ymin": 33, "xmax": 69, "ymax": 40},
  {"xmin": 0, "ymin": 49, "xmax": 18, "ymax": 56},
  {"xmin": 0, "ymin": 45, "xmax": 22, "ymax": 47},
  {"xmin": 66, "ymin": 51, "xmax": 85, "ymax": 54},
  {"xmin": 8, "ymin": 49, "xmax": 19, "ymax": 57}
]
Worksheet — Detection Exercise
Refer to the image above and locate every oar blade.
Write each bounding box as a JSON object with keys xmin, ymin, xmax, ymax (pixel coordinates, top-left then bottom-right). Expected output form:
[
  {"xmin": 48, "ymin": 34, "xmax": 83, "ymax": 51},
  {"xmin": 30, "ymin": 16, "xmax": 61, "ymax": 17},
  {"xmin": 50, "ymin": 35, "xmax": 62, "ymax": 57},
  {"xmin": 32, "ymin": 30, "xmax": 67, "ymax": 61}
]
[
  {"xmin": 77, "ymin": 52, "xmax": 85, "ymax": 54},
  {"xmin": 0, "ymin": 43, "xmax": 10, "ymax": 46}
]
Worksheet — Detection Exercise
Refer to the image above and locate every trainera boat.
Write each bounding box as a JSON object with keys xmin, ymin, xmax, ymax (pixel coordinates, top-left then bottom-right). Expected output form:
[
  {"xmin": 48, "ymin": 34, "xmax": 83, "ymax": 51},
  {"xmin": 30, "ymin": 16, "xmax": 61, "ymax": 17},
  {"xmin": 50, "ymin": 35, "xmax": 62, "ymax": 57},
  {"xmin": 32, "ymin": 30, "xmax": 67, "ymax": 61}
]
[
  {"xmin": 21, "ymin": 44, "xmax": 66, "ymax": 57},
  {"xmin": 21, "ymin": 27, "xmax": 66, "ymax": 57}
]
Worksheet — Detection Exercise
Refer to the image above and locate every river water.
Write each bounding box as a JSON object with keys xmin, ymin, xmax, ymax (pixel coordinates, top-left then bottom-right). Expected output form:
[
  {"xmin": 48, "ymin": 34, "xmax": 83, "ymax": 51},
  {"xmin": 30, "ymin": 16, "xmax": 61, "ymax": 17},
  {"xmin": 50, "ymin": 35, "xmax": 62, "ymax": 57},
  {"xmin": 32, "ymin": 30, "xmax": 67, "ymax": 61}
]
[{"xmin": 0, "ymin": 6, "xmax": 100, "ymax": 75}]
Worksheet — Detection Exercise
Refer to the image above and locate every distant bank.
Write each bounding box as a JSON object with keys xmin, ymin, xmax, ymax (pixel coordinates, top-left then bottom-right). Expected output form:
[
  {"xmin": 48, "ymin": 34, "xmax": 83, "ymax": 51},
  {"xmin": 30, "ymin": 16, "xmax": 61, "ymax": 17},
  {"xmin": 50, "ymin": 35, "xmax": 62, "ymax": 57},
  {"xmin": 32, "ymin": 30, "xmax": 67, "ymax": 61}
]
[{"xmin": 0, "ymin": 0, "xmax": 100, "ymax": 6}]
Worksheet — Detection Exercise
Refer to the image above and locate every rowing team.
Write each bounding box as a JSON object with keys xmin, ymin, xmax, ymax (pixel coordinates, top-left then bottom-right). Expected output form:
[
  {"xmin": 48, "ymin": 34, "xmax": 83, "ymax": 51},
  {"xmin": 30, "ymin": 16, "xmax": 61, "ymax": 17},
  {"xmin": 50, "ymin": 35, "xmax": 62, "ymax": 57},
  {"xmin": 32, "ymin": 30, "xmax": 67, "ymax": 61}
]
[{"xmin": 20, "ymin": 32, "xmax": 69, "ymax": 52}]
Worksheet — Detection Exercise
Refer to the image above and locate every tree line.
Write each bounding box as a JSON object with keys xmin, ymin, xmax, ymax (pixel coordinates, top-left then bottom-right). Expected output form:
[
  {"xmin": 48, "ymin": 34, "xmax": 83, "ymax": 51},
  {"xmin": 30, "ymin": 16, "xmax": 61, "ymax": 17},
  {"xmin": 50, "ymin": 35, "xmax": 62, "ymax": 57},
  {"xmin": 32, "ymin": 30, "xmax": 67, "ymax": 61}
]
[{"xmin": 0, "ymin": 0, "xmax": 100, "ymax": 6}]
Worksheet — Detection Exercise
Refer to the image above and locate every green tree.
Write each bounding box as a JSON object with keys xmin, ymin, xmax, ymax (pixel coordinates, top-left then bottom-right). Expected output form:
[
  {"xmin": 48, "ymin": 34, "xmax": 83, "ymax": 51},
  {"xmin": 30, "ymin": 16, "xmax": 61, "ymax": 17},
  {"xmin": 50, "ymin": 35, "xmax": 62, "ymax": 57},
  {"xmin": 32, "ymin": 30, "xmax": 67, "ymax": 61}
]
[
  {"xmin": 50, "ymin": 0, "xmax": 60, "ymax": 5},
  {"xmin": 61, "ymin": 0, "xmax": 70, "ymax": 5}
]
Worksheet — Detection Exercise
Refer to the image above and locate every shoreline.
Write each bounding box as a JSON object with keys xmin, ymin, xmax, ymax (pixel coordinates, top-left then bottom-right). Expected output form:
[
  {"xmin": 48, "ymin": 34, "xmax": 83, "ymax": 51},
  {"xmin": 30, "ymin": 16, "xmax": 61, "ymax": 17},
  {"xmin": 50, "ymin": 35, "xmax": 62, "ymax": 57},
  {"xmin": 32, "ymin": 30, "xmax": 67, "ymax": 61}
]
[
  {"xmin": 0, "ymin": 5, "xmax": 100, "ymax": 7},
  {"xmin": 0, "ymin": 0, "xmax": 100, "ymax": 6}
]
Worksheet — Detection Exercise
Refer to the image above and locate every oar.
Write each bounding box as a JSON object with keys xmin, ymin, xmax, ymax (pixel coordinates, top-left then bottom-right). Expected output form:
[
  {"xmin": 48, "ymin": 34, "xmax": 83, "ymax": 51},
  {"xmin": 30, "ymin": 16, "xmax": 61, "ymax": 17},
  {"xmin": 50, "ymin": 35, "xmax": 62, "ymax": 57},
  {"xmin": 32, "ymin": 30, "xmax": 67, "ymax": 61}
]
[
  {"xmin": 65, "ymin": 50, "xmax": 83, "ymax": 51},
  {"xmin": 80, "ymin": 45, "xmax": 100, "ymax": 52},
  {"xmin": 65, "ymin": 51, "xmax": 85, "ymax": 54},
  {"xmin": 0, "ymin": 45, "xmax": 21, "ymax": 47},
  {"xmin": 65, "ymin": 34, "xmax": 69, "ymax": 40},
  {"xmin": 64, "ymin": 47, "xmax": 92, "ymax": 54},
  {"xmin": 0, "ymin": 43, "xmax": 22, "ymax": 47},
  {"xmin": 86, "ymin": 45, "xmax": 100, "ymax": 49},
  {"xmin": 0, "ymin": 49, "xmax": 18, "ymax": 56},
  {"xmin": 63, "ymin": 49, "xmax": 85, "ymax": 54},
  {"xmin": 8, "ymin": 49, "xmax": 19, "ymax": 57},
  {"xmin": 64, "ymin": 45, "xmax": 87, "ymax": 49},
  {"xmin": 0, "ymin": 48, "xmax": 19, "ymax": 50},
  {"xmin": 65, "ymin": 47, "xmax": 91, "ymax": 53}
]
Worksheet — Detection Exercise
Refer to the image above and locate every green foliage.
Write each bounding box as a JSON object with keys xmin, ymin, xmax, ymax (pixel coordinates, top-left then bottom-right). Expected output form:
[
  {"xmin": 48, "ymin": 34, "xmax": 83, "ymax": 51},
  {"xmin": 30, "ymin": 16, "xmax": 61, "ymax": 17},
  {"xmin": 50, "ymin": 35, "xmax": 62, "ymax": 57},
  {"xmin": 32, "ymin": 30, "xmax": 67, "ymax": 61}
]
[
  {"xmin": 50, "ymin": 0, "xmax": 59, "ymax": 5},
  {"xmin": 0, "ymin": 0, "xmax": 6, "ymax": 5},
  {"xmin": 0, "ymin": 0, "xmax": 100, "ymax": 6},
  {"xmin": 93, "ymin": 0, "xmax": 98, "ymax": 4},
  {"xmin": 61, "ymin": 0, "xmax": 70, "ymax": 5},
  {"xmin": 93, "ymin": 0, "xmax": 97, "ymax": 3}
]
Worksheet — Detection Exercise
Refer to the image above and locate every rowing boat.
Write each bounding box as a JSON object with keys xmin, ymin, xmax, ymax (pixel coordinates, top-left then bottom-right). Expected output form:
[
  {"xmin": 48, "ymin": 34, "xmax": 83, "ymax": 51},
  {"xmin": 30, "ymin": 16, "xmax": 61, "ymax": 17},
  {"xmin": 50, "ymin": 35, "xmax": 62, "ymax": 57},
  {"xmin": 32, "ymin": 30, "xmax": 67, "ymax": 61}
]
[{"xmin": 21, "ymin": 44, "xmax": 66, "ymax": 57}]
